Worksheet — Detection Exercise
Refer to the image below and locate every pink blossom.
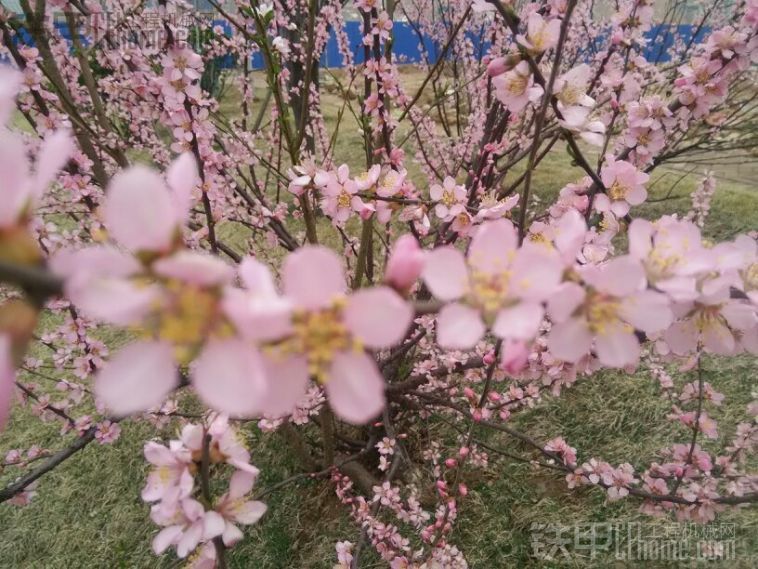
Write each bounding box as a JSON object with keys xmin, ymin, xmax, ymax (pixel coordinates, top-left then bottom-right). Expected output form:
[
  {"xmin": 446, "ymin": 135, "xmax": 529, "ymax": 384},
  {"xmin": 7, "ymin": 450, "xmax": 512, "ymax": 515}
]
[
  {"xmin": 517, "ymin": 13, "xmax": 561, "ymax": 53},
  {"xmin": 429, "ymin": 177, "xmax": 466, "ymax": 220},
  {"xmin": 256, "ymin": 246, "xmax": 413, "ymax": 423},
  {"xmin": 474, "ymin": 194, "xmax": 519, "ymax": 222},
  {"xmin": 665, "ymin": 295, "xmax": 756, "ymax": 356},
  {"xmin": 629, "ymin": 217, "xmax": 712, "ymax": 302},
  {"xmin": 547, "ymin": 256, "xmax": 673, "ymax": 367},
  {"xmin": 51, "ymin": 157, "xmax": 270, "ymax": 417},
  {"xmin": 180, "ymin": 417, "xmax": 260, "ymax": 474},
  {"xmin": 595, "ymin": 156, "xmax": 650, "ymax": 216},
  {"xmin": 320, "ymin": 165, "xmax": 362, "ymax": 224},
  {"xmin": 602, "ymin": 463, "xmax": 637, "ymax": 501},
  {"xmin": 335, "ymin": 540, "xmax": 354, "ymax": 566},
  {"xmin": 151, "ymin": 498, "xmax": 225, "ymax": 558},
  {"xmin": 500, "ymin": 340, "xmax": 529, "ymax": 375},
  {"xmin": 492, "ymin": 61, "xmax": 544, "ymax": 113},
  {"xmin": 142, "ymin": 440, "xmax": 194, "ymax": 512},
  {"xmin": 423, "ymin": 219, "xmax": 563, "ymax": 349},
  {"xmin": 544, "ymin": 437, "xmax": 577, "ymax": 466},
  {"xmin": 215, "ymin": 470, "xmax": 267, "ymax": 546},
  {"xmin": 385, "ymin": 235, "xmax": 424, "ymax": 294}
]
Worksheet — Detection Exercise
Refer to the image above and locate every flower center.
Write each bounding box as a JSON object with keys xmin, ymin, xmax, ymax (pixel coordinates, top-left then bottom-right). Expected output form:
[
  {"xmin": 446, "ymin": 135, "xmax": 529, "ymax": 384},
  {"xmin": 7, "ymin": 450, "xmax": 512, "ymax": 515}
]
[
  {"xmin": 147, "ymin": 280, "xmax": 228, "ymax": 365},
  {"xmin": 507, "ymin": 74, "xmax": 527, "ymax": 95},
  {"xmin": 157, "ymin": 466, "xmax": 174, "ymax": 484},
  {"xmin": 586, "ymin": 294, "xmax": 624, "ymax": 335},
  {"xmin": 693, "ymin": 304, "xmax": 724, "ymax": 332},
  {"xmin": 744, "ymin": 263, "xmax": 758, "ymax": 290},
  {"xmin": 441, "ymin": 190, "xmax": 457, "ymax": 207},
  {"xmin": 646, "ymin": 248, "xmax": 681, "ymax": 279},
  {"xmin": 469, "ymin": 270, "xmax": 511, "ymax": 315},
  {"xmin": 560, "ymin": 84, "xmax": 581, "ymax": 105},
  {"xmin": 380, "ymin": 172, "xmax": 400, "ymax": 194},
  {"xmin": 608, "ymin": 182, "xmax": 629, "ymax": 201},
  {"xmin": 337, "ymin": 191, "xmax": 352, "ymax": 209},
  {"xmin": 281, "ymin": 299, "xmax": 362, "ymax": 383}
]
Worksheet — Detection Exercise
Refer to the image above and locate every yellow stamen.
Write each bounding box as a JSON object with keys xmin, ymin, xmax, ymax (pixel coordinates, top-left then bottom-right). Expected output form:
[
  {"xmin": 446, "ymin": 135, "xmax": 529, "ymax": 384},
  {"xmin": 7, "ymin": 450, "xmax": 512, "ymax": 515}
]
[{"xmin": 272, "ymin": 299, "xmax": 362, "ymax": 383}]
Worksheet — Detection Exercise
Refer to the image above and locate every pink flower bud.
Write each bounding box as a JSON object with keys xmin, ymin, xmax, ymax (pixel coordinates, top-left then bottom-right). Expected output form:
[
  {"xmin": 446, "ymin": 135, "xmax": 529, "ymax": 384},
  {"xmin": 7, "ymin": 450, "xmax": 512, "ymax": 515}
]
[
  {"xmin": 487, "ymin": 391, "xmax": 501, "ymax": 402},
  {"xmin": 487, "ymin": 57, "xmax": 508, "ymax": 77},
  {"xmin": 445, "ymin": 458, "xmax": 457, "ymax": 468},
  {"xmin": 385, "ymin": 234, "xmax": 424, "ymax": 294},
  {"xmin": 459, "ymin": 446, "xmax": 470, "ymax": 457},
  {"xmin": 483, "ymin": 351, "xmax": 496, "ymax": 365},
  {"xmin": 359, "ymin": 203, "xmax": 375, "ymax": 221},
  {"xmin": 458, "ymin": 483, "xmax": 468, "ymax": 496},
  {"xmin": 500, "ymin": 340, "xmax": 529, "ymax": 375},
  {"xmin": 472, "ymin": 409, "xmax": 483, "ymax": 422},
  {"xmin": 487, "ymin": 55, "xmax": 520, "ymax": 77},
  {"xmin": 463, "ymin": 387, "xmax": 475, "ymax": 400}
]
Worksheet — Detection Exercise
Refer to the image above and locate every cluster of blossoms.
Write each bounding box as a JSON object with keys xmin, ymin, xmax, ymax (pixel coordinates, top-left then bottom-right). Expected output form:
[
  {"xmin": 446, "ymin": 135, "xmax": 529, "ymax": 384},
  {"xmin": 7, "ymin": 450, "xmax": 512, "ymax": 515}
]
[
  {"xmin": 0, "ymin": 0, "xmax": 757, "ymax": 566},
  {"xmin": 142, "ymin": 415, "xmax": 266, "ymax": 560},
  {"xmin": 52, "ymin": 155, "xmax": 414, "ymax": 425}
]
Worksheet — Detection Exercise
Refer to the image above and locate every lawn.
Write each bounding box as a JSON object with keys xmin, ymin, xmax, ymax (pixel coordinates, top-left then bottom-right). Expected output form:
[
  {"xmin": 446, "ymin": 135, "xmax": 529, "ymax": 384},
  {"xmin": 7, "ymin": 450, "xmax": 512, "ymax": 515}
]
[{"xmin": 1, "ymin": 67, "xmax": 757, "ymax": 568}]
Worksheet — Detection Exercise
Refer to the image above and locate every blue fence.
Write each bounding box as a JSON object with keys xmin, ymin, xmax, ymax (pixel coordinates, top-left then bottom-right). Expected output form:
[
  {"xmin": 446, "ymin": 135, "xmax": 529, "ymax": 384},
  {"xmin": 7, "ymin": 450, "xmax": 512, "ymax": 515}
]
[
  {"xmin": 231, "ymin": 21, "xmax": 710, "ymax": 69},
  {"xmin": 8, "ymin": 20, "xmax": 710, "ymax": 69}
]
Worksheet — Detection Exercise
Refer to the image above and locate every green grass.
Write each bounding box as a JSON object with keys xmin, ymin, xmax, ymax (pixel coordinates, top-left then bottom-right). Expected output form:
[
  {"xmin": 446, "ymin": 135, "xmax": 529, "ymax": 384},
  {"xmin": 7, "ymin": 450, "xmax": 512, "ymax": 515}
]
[{"xmin": 1, "ymin": 70, "xmax": 757, "ymax": 568}]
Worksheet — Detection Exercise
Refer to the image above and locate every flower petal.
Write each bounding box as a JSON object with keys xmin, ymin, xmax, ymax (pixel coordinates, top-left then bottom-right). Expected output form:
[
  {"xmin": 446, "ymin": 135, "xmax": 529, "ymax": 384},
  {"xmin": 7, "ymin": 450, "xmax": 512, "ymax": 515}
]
[
  {"xmin": 436, "ymin": 303, "xmax": 485, "ymax": 349},
  {"xmin": 0, "ymin": 131, "xmax": 31, "ymax": 227},
  {"xmin": 587, "ymin": 255, "xmax": 646, "ymax": 296},
  {"xmin": 326, "ymin": 352, "xmax": 385, "ymax": 424},
  {"xmin": 192, "ymin": 339, "xmax": 267, "ymax": 418},
  {"xmin": 259, "ymin": 354, "xmax": 310, "ymax": 418},
  {"xmin": 547, "ymin": 318, "xmax": 592, "ymax": 362},
  {"xmin": 468, "ymin": 219, "xmax": 517, "ymax": 273},
  {"xmin": 228, "ymin": 470, "xmax": 256, "ymax": 499},
  {"xmin": 238, "ymin": 256, "xmax": 278, "ymax": 296},
  {"xmin": 103, "ymin": 165, "xmax": 177, "ymax": 252},
  {"xmin": 619, "ymin": 290, "xmax": 673, "ymax": 334},
  {"xmin": 344, "ymin": 287, "xmax": 413, "ymax": 349},
  {"xmin": 231, "ymin": 500, "xmax": 267, "ymax": 525},
  {"xmin": 547, "ymin": 282, "xmax": 585, "ymax": 323},
  {"xmin": 222, "ymin": 523, "xmax": 244, "ymax": 547},
  {"xmin": 664, "ymin": 320, "xmax": 698, "ymax": 355},
  {"xmin": 33, "ymin": 130, "xmax": 74, "ymax": 199},
  {"xmin": 595, "ymin": 328, "xmax": 640, "ymax": 368},
  {"xmin": 202, "ymin": 511, "xmax": 226, "ymax": 540},
  {"xmin": 283, "ymin": 246, "xmax": 346, "ymax": 309},
  {"xmin": 511, "ymin": 247, "xmax": 563, "ymax": 300},
  {"xmin": 222, "ymin": 288, "xmax": 292, "ymax": 342},
  {"xmin": 67, "ymin": 277, "xmax": 159, "ymax": 326},
  {"xmin": 492, "ymin": 302, "xmax": 543, "ymax": 340},
  {"xmin": 153, "ymin": 251, "xmax": 234, "ymax": 287},
  {"xmin": 166, "ymin": 152, "xmax": 198, "ymax": 224},
  {"xmin": 152, "ymin": 525, "xmax": 183, "ymax": 555},
  {"xmin": 422, "ymin": 247, "xmax": 468, "ymax": 301},
  {"xmin": 95, "ymin": 341, "xmax": 177, "ymax": 416}
]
